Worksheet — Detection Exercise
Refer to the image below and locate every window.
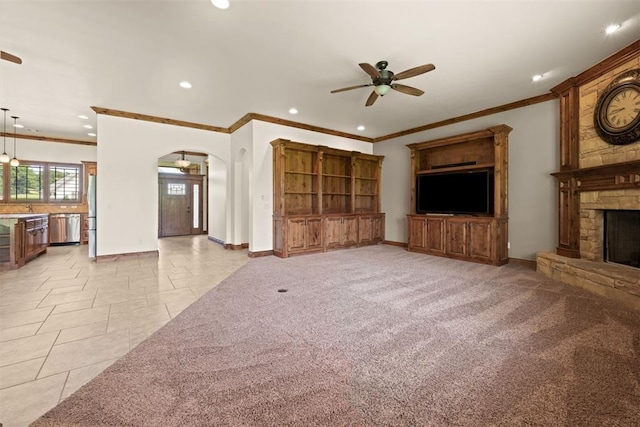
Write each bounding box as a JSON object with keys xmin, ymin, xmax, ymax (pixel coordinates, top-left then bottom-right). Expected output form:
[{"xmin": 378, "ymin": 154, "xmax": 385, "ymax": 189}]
[
  {"xmin": 10, "ymin": 164, "xmax": 44, "ymax": 201},
  {"xmin": 49, "ymin": 165, "xmax": 81, "ymax": 200},
  {"xmin": 167, "ymin": 183, "xmax": 186, "ymax": 196},
  {"xmin": 1, "ymin": 161, "xmax": 82, "ymax": 203}
]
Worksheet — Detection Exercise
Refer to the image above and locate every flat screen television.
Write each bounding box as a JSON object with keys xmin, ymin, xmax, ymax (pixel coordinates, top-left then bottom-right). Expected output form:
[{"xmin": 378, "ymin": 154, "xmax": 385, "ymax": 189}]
[{"xmin": 416, "ymin": 170, "xmax": 493, "ymax": 215}]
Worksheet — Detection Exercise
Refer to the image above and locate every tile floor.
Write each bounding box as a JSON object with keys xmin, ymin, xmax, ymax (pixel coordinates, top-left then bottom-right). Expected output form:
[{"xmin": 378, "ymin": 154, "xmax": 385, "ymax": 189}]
[{"xmin": 0, "ymin": 236, "xmax": 248, "ymax": 427}]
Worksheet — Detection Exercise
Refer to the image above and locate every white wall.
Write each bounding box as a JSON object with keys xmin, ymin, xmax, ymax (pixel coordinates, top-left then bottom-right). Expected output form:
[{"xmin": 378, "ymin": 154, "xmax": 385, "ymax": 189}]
[
  {"xmin": 230, "ymin": 124, "xmax": 253, "ymax": 246},
  {"xmin": 373, "ymin": 100, "xmax": 559, "ymax": 261},
  {"xmin": 208, "ymin": 156, "xmax": 227, "ymax": 243},
  {"xmin": 13, "ymin": 138, "xmax": 97, "ymax": 164},
  {"xmin": 96, "ymin": 115, "xmax": 230, "ymax": 256},
  {"xmin": 250, "ymin": 121, "xmax": 374, "ymax": 252}
]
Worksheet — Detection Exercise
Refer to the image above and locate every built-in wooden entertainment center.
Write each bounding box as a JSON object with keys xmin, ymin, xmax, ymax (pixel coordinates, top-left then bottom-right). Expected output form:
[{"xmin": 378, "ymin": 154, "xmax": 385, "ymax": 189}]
[
  {"xmin": 271, "ymin": 139, "xmax": 384, "ymax": 258},
  {"xmin": 406, "ymin": 125, "xmax": 511, "ymax": 265}
]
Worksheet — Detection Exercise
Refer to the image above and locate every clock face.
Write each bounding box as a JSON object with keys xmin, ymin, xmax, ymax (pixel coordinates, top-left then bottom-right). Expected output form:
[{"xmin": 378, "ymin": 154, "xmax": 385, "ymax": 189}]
[
  {"xmin": 603, "ymin": 86, "xmax": 640, "ymax": 132},
  {"xmin": 594, "ymin": 69, "xmax": 640, "ymax": 145}
]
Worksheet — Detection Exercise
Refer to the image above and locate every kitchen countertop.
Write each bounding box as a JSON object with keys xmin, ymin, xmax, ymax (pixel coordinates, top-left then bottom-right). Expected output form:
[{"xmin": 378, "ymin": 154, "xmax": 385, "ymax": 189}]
[{"xmin": 0, "ymin": 214, "xmax": 50, "ymax": 219}]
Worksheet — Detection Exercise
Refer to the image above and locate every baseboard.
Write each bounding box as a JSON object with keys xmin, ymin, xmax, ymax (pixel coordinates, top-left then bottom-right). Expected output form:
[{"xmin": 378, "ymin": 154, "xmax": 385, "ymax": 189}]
[
  {"xmin": 248, "ymin": 250, "xmax": 274, "ymax": 258},
  {"xmin": 207, "ymin": 236, "xmax": 225, "ymax": 247},
  {"xmin": 224, "ymin": 243, "xmax": 249, "ymax": 250},
  {"xmin": 508, "ymin": 257, "xmax": 537, "ymax": 270},
  {"xmin": 96, "ymin": 250, "xmax": 159, "ymax": 263},
  {"xmin": 383, "ymin": 240, "xmax": 408, "ymax": 248}
]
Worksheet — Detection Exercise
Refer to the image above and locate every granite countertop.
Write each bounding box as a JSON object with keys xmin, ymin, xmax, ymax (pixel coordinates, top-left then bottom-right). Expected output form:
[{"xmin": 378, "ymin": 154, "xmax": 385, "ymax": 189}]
[{"xmin": 0, "ymin": 214, "xmax": 50, "ymax": 219}]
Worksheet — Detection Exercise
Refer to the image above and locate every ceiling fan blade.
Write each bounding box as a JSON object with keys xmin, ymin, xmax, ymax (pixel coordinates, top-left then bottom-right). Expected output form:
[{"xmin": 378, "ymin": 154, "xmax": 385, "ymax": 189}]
[
  {"xmin": 0, "ymin": 51, "xmax": 22, "ymax": 65},
  {"xmin": 392, "ymin": 83, "xmax": 424, "ymax": 96},
  {"xmin": 393, "ymin": 63, "xmax": 435, "ymax": 80},
  {"xmin": 365, "ymin": 91, "xmax": 378, "ymax": 107},
  {"xmin": 330, "ymin": 83, "xmax": 372, "ymax": 94},
  {"xmin": 359, "ymin": 63, "xmax": 380, "ymax": 79}
]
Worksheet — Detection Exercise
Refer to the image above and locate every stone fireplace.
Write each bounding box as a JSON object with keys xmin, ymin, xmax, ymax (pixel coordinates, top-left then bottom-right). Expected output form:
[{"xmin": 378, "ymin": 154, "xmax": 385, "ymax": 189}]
[
  {"xmin": 580, "ymin": 189, "xmax": 640, "ymax": 263},
  {"xmin": 535, "ymin": 45, "xmax": 640, "ymax": 310},
  {"xmin": 537, "ymin": 176, "xmax": 640, "ymax": 310},
  {"xmin": 604, "ymin": 210, "xmax": 640, "ymax": 268}
]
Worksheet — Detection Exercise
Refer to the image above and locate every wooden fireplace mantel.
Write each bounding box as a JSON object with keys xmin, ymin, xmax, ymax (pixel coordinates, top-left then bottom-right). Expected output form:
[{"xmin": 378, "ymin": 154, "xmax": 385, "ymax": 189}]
[{"xmin": 551, "ymin": 160, "xmax": 640, "ymax": 192}]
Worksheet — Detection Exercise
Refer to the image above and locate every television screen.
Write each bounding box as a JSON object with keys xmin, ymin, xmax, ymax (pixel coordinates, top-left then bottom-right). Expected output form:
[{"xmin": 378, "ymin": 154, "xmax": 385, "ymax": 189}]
[{"xmin": 416, "ymin": 170, "xmax": 493, "ymax": 215}]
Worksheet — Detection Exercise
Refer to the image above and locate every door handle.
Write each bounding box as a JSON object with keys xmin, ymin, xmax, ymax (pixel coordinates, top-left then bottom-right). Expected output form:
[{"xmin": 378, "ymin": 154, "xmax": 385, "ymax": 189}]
[{"xmin": 187, "ymin": 206, "xmax": 191, "ymax": 213}]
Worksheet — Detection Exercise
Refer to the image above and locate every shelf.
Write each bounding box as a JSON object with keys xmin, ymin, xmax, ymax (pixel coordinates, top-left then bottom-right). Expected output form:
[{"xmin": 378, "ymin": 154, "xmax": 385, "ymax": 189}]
[
  {"xmin": 416, "ymin": 162, "xmax": 495, "ymax": 175},
  {"xmin": 322, "ymin": 173, "xmax": 351, "ymax": 178},
  {"xmin": 355, "ymin": 176, "xmax": 377, "ymax": 181},
  {"xmin": 355, "ymin": 193, "xmax": 377, "ymax": 197},
  {"xmin": 285, "ymin": 171, "xmax": 317, "ymax": 176},
  {"xmin": 285, "ymin": 191, "xmax": 317, "ymax": 195},
  {"xmin": 323, "ymin": 192, "xmax": 351, "ymax": 196}
]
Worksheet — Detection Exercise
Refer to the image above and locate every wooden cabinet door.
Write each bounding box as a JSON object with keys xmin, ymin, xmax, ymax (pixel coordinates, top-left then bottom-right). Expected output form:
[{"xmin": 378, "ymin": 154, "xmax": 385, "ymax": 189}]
[
  {"xmin": 426, "ymin": 217, "xmax": 445, "ymax": 254},
  {"xmin": 408, "ymin": 216, "xmax": 426, "ymax": 251},
  {"xmin": 469, "ymin": 220, "xmax": 493, "ymax": 260},
  {"xmin": 306, "ymin": 217, "xmax": 323, "ymax": 251},
  {"xmin": 324, "ymin": 216, "xmax": 343, "ymax": 249},
  {"xmin": 358, "ymin": 215, "xmax": 372, "ymax": 245},
  {"xmin": 371, "ymin": 214, "xmax": 384, "ymax": 243},
  {"xmin": 286, "ymin": 218, "xmax": 308, "ymax": 253},
  {"xmin": 342, "ymin": 216, "xmax": 358, "ymax": 247},
  {"xmin": 446, "ymin": 219, "xmax": 468, "ymax": 257}
]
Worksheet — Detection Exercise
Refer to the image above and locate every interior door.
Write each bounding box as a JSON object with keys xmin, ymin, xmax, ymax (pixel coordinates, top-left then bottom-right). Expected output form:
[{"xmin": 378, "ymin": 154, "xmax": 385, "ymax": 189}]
[{"xmin": 159, "ymin": 174, "xmax": 203, "ymax": 237}]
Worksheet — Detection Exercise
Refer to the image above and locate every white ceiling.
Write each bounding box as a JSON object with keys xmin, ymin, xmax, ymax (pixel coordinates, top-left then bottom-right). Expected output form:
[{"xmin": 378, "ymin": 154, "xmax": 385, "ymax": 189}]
[{"xmin": 0, "ymin": 0, "xmax": 638, "ymax": 142}]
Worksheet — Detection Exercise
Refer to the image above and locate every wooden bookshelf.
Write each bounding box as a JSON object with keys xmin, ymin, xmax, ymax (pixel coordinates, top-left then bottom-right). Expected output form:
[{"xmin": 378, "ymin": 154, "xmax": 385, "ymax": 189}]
[{"xmin": 271, "ymin": 139, "xmax": 384, "ymax": 258}]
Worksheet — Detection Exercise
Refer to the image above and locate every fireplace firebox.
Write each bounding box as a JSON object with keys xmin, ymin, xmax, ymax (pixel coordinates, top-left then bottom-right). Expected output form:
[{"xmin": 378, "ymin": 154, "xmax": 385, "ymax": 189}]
[{"xmin": 604, "ymin": 210, "xmax": 640, "ymax": 269}]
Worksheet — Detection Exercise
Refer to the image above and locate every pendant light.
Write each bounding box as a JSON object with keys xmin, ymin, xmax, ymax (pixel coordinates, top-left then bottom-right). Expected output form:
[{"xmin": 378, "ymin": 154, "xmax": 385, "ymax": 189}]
[
  {"xmin": 175, "ymin": 151, "xmax": 191, "ymax": 168},
  {"xmin": 0, "ymin": 108, "xmax": 9, "ymax": 163},
  {"xmin": 9, "ymin": 116, "xmax": 19, "ymax": 167}
]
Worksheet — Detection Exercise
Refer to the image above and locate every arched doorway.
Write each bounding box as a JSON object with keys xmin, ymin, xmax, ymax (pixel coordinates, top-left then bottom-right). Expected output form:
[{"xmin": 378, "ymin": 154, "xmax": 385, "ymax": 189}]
[{"xmin": 158, "ymin": 152, "xmax": 207, "ymax": 237}]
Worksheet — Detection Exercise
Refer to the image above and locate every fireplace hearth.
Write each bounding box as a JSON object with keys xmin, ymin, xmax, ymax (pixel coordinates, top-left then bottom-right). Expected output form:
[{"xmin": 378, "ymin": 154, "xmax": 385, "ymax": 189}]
[{"xmin": 605, "ymin": 210, "xmax": 640, "ymax": 269}]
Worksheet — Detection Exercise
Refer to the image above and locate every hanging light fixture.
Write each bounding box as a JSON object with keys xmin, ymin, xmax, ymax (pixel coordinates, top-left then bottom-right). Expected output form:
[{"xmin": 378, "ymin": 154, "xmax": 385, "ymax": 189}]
[
  {"xmin": 175, "ymin": 151, "xmax": 191, "ymax": 168},
  {"xmin": 0, "ymin": 108, "xmax": 9, "ymax": 163},
  {"xmin": 9, "ymin": 116, "xmax": 19, "ymax": 166}
]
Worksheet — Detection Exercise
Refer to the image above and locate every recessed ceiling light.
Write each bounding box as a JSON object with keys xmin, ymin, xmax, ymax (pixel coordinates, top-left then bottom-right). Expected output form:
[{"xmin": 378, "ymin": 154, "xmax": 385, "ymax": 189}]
[
  {"xmin": 78, "ymin": 115, "xmax": 89, "ymax": 120},
  {"xmin": 13, "ymin": 123, "xmax": 24, "ymax": 128},
  {"xmin": 211, "ymin": 0, "xmax": 229, "ymax": 9},
  {"xmin": 88, "ymin": 133, "xmax": 96, "ymax": 137},
  {"xmin": 605, "ymin": 23, "xmax": 621, "ymax": 35},
  {"xmin": 532, "ymin": 74, "xmax": 543, "ymax": 82},
  {"xmin": 83, "ymin": 124, "xmax": 93, "ymax": 129},
  {"xmin": 179, "ymin": 81, "xmax": 192, "ymax": 89},
  {"xmin": 288, "ymin": 108, "xmax": 298, "ymax": 115},
  {"xmin": 357, "ymin": 125, "xmax": 365, "ymax": 131}
]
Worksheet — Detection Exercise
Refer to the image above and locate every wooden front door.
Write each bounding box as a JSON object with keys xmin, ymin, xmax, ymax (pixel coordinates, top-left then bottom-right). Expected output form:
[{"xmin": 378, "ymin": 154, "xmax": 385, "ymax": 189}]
[{"xmin": 159, "ymin": 174, "xmax": 204, "ymax": 237}]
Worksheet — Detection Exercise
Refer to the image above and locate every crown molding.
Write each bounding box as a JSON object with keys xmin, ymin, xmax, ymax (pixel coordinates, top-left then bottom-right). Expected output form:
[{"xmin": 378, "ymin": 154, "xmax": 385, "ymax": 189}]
[
  {"xmin": 373, "ymin": 93, "xmax": 557, "ymax": 143},
  {"xmin": 0, "ymin": 132, "xmax": 96, "ymax": 146},
  {"xmin": 91, "ymin": 107, "xmax": 230, "ymax": 134},
  {"xmin": 552, "ymin": 39, "xmax": 640, "ymax": 93},
  {"xmin": 25, "ymin": 91, "xmax": 558, "ymax": 147}
]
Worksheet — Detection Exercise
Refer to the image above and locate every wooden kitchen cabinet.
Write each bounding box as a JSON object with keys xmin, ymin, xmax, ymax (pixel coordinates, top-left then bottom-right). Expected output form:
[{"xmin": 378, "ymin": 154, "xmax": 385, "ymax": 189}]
[{"xmin": 0, "ymin": 214, "xmax": 48, "ymax": 270}]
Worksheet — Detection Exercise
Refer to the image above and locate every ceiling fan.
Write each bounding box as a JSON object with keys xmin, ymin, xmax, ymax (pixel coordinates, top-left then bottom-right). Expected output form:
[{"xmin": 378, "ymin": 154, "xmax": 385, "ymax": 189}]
[
  {"xmin": 331, "ymin": 60, "xmax": 435, "ymax": 106},
  {"xmin": 1, "ymin": 51, "xmax": 22, "ymax": 65}
]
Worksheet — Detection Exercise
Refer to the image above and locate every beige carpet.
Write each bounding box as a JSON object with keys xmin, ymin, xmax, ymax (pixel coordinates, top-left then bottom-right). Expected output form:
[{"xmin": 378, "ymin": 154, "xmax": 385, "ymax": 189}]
[{"xmin": 33, "ymin": 245, "xmax": 640, "ymax": 426}]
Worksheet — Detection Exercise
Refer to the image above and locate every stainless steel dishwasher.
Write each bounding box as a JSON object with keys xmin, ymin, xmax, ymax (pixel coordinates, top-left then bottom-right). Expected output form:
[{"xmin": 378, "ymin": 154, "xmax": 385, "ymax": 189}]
[{"xmin": 49, "ymin": 213, "xmax": 81, "ymax": 245}]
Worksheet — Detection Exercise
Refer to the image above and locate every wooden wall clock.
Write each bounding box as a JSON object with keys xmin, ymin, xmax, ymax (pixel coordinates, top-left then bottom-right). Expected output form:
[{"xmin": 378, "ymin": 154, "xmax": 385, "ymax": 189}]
[{"xmin": 593, "ymin": 68, "xmax": 640, "ymax": 145}]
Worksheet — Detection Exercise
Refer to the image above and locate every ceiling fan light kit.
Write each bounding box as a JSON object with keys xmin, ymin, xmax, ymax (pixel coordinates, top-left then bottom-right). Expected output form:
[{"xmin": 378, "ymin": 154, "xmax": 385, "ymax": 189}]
[{"xmin": 331, "ymin": 60, "xmax": 435, "ymax": 106}]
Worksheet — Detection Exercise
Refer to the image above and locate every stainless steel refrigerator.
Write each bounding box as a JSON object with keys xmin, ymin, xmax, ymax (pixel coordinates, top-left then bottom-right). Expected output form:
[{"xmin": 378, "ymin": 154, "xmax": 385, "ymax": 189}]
[{"xmin": 88, "ymin": 174, "xmax": 97, "ymax": 258}]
